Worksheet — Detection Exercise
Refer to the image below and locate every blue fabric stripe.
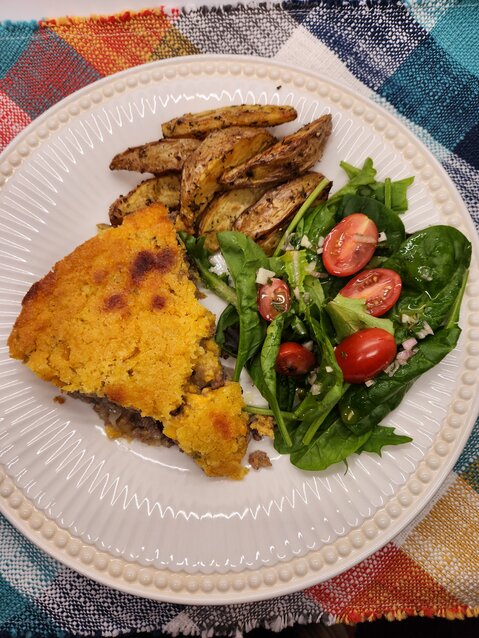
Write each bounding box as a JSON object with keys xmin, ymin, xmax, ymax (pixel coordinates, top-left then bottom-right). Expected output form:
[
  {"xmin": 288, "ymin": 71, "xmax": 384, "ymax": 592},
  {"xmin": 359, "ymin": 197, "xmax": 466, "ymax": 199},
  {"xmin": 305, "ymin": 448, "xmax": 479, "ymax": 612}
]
[
  {"xmin": 378, "ymin": 36, "xmax": 479, "ymax": 150},
  {"xmin": 0, "ymin": 21, "xmax": 37, "ymax": 79},
  {"xmin": 0, "ymin": 573, "xmax": 31, "ymax": 625},
  {"xmin": 454, "ymin": 123, "xmax": 479, "ymax": 171},
  {"xmin": 431, "ymin": 0, "xmax": 479, "ymax": 76},
  {"xmin": 454, "ymin": 417, "xmax": 479, "ymax": 482},
  {"xmin": 291, "ymin": 2, "xmax": 428, "ymax": 90}
]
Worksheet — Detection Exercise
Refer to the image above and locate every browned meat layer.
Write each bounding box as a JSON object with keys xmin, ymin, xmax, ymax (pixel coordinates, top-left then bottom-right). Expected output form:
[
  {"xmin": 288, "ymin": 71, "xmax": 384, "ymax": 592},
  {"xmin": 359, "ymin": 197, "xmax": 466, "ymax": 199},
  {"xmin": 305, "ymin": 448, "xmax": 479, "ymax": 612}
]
[{"xmin": 70, "ymin": 392, "xmax": 174, "ymax": 447}]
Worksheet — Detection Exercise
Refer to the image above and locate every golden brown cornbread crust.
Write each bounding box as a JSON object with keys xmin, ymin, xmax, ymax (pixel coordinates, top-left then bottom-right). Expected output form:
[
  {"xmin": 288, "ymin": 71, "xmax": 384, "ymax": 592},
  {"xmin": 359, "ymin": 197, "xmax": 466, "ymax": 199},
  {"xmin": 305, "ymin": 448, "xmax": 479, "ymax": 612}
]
[
  {"xmin": 9, "ymin": 204, "xmax": 212, "ymax": 421},
  {"xmin": 163, "ymin": 382, "xmax": 248, "ymax": 480},
  {"xmin": 8, "ymin": 204, "xmax": 249, "ymax": 478}
]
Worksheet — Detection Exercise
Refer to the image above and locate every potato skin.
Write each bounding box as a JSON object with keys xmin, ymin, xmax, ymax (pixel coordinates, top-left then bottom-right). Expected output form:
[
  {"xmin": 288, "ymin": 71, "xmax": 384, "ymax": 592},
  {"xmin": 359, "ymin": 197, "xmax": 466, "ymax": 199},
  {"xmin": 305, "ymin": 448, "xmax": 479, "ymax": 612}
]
[
  {"xmin": 109, "ymin": 138, "xmax": 200, "ymax": 174},
  {"xmin": 162, "ymin": 104, "xmax": 297, "ymax": 139},
  {"xmin": 256, "ymin": 225, "xmax": 288, "ymax": 257},
  {"xmin": 180, "ymin": 126, "xmax": 275, "ymax": 227},
  {"xmin": 221, "ymin": 114, "xmax": 332, "ymax": 187},
  {"xmin": 198, "ymin": 187, "xmax": 268, "ymax": 251},
  {"xmin": 234, "ymin": 172, "xmax": 331, "ymax": 240},
  {"xmin": 109, "ymin": 174, "xmax": 181, "ymax": 226}
]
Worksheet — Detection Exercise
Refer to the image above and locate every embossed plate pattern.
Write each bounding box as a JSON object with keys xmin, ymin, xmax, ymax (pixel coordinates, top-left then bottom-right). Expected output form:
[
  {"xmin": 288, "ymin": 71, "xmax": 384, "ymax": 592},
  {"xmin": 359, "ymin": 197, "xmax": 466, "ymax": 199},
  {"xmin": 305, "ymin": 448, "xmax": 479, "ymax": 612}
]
[{"xmin": 0, "ymin": 56, "xmax": 478, "ymax": 603}]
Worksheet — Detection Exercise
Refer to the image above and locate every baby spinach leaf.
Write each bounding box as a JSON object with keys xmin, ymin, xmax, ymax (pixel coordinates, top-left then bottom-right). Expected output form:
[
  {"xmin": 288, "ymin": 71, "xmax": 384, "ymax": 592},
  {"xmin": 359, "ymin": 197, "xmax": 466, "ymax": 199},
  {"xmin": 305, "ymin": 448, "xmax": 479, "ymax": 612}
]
[
  {"xmin": 336, "ymin": 194, "xmax": 406, "ymax": 256},
  {"xmin": 356, "ymin": 426, "xmax": 412, "ymax": 455},
  {"xmin": 326, "ymin": 295, "xmax": 394, "ymax": 342},
  {"xmin": 368, "ymin": 176, "xmax": 414, "ymax": 214},
  {"xmin": 390, "ymin": 267, "xmax": 467, "ymax": 343},
  {"xmin": 281, "ymin": 250, "xmax": 311, "ymax": 314},
  {"xmin": 178, "ymin": 232, "xmax": 237, "ymax": 307},
  {"xmin": 277, "ymin": 375, "xmax": 297, "ymax": 412},
  {"xmin": 215, "ymin": 304, "xmax": 240, "ymax": 357},
  {"xmin": 335, "ymin": 158, "xmax": 377, "ymax": 196},
  {"xmin": 300, "ymin": 202, "xmax": 337, "ymax": 246},
  {"xmin": 217, "ymin": 231, "xmax": 270, "ymax": 381},
  {"xmin": 290, "ymin": 417, "xmax": 372, "ymax": 471},
  {"xmin": 247, "ymin": 353, "xmax": 269, "ymax": 400},
  {"xmin": 260, "ymin": 314, "xmax": 292, "ymax": 447},
  {"xmin": 383, "ymin": 225, "xmax": 471, "ymax": 295},
  {"xmin": 292, "ymin": 294, "xmax": 346, "ymax": 444},
  {"xmin": 303, "ymin": 275, "xmax": 326, "ymax": 311},
  {"xmin": 302, "ymin": 316, "xmax": 345, "ymax": 443}
]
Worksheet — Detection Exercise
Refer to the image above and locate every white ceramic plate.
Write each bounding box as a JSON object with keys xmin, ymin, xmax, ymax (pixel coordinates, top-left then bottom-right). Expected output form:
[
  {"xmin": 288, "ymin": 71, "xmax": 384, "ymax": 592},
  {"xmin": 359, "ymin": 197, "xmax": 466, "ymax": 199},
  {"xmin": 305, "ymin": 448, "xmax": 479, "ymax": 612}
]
[{"xmin": 1, "ymin": 56, "xmax": 478, "ymax": 604}]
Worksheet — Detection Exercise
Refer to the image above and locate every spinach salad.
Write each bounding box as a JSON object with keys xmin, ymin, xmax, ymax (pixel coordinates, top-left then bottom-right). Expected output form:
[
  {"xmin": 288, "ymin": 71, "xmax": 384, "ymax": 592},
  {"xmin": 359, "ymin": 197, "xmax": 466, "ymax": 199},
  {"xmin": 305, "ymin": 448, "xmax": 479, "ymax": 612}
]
[{"xmin": 180, "ymin": 158, "xmax": 471, "ymax": 472}]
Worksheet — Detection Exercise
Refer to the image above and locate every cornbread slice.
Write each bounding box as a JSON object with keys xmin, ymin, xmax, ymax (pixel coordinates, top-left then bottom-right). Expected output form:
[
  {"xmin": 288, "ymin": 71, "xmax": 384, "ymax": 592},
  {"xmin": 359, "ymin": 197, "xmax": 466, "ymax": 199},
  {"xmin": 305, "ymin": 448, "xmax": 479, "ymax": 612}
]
[
  {"xmin": 163, "ymin": 383, "xmax": 248, "ymax": 480},
  {"xmin": 8, "ymin": 204, "xmax": 249, "ymax": 479}
]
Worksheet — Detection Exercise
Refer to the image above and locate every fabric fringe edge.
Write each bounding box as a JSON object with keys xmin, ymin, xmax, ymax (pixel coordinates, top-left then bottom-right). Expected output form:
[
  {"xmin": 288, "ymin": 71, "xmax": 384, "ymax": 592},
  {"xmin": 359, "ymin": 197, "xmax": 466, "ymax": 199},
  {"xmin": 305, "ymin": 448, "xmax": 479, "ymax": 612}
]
[
  {"xmin": 38, "ymin": 1, "xmax": 404, "ymax": 27},
  {"xmin": 337, "ymin": 605, "xmax": 479, "ymax": 625},
  {"xmin": 163, "ymin": 610, "xmax": 327, "ymax": 637}
]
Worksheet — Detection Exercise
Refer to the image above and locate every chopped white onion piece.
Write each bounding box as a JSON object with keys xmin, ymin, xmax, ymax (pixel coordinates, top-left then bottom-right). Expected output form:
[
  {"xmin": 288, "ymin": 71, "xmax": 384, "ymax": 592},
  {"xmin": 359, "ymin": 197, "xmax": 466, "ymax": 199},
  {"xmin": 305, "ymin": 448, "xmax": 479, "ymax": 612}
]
[
  {"xmin": 401, "ymin": 313, "xmax": 415, "ymax": 325},
  {"xmin": 303, "ymin": 341, "xmax": 314, "ymax": 351},
  {"xmin": 416, "ymin": 322, "xmax": 434, "ymax": 339},
  {"xmin": 310, "ymin": 383, "xmax": 322, "ymax": 396},
  {"xmin": 325, "ymin": 366, "xmax": 333, "ymax": 373},
  {"xmin": 305, "ymin": 261, "xmax": 317, "ymax": 274},
  {"xmin": 396, "ymin": 349, "xmax": 414, "ymax": 365},
  {"xmin": 365, "ymin": 379, "xmax": 375, "ymax": 387},
  {"xmin": 307, "ymin": 370, "xmax": 317, "ymax": 385},
  {"xmin": 402, "ymin": 337, "xmax": 418, "ymax": 351},
  {"xmin": 317, "ymin": 236, "xmax": 325, "ymax": 248},
  {"xmin": 300, "ymin": 235, "xmax": 313, "ymax": 249},
  {"xmin": 255, "ymin": 267, "xmax": 276, "ymax": 285},
  {"xmin": 384, "ymin": 360, "xmax": 400, "ymax": 377},
  {"xmin": 208, "ymin": 253, "xmax": 229, "ymax": 276},
  {"xmin": 317, "ymin": 247, "xmax": 324, "ymax": 255},
  {"xmin": 378, "ymin": 231, "xmax": 387, "ymax": 242}
]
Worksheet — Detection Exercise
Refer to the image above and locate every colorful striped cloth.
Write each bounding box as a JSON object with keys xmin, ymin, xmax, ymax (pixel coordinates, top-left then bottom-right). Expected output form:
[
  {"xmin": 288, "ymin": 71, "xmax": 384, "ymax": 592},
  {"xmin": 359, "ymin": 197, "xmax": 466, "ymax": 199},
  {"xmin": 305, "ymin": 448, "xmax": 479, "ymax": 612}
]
[{"xmin": 1, "ymin": 1, "xmax": 478, "ymax": 635}]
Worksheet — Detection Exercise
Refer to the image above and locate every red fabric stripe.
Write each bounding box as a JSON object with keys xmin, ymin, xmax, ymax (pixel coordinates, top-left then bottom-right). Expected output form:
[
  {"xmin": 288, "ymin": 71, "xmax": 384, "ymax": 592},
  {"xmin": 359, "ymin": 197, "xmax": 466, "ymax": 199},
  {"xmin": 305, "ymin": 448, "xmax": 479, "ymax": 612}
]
[{"xmin": 305, "ymin": 543, "xmax": 462, "ymax": 622}]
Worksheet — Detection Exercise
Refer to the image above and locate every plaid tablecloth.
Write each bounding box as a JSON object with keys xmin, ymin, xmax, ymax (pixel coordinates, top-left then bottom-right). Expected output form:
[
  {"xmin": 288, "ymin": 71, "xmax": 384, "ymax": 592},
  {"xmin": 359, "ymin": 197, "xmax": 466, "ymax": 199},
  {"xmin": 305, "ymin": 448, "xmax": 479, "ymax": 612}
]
[{"xmin": 1, "ymin": 1, "xmax": 479, "ymax": 635}]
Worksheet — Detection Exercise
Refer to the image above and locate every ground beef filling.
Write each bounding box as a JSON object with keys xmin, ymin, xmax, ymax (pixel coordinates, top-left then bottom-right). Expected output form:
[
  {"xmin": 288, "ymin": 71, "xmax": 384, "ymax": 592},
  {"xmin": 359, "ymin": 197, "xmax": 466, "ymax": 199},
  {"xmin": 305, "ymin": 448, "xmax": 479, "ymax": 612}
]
[{"xmin": 69, "ymin": 392, "xmax": 175, "ymax": 447}]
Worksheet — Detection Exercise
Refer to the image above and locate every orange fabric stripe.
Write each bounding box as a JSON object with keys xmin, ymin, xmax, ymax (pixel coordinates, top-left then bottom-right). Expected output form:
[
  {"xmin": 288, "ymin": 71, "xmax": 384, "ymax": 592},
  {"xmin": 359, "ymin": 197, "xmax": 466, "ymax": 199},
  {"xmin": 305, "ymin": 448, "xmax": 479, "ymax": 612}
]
[
  {"xmin": 44, "ymin": 10, "xmax": 174, "ymax": 76},
  {"xmin": 306, "ymin": 542, "xmax": 463, "ymax": 623}
]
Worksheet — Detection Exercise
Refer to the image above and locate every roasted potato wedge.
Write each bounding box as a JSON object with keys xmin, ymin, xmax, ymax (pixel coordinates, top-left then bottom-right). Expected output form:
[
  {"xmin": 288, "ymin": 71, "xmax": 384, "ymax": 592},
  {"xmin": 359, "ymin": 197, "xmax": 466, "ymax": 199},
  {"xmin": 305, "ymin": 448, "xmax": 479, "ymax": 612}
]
[
  {"xmin": 162, "ymin": 104, "xmax": 297, "ymax": 139},
  {"xmin": 109, "ymin": 174, "xmax": 181, "ymax": 227},
  {"xmin": 109, "ymin": 138, "xmax": 200, "ymax": 174},
  {"xmin": 198, "ymin": 187, "xmax": 269, "ymax": 251},
  {"xmin": 180, "ymin": 126, "xmax": 275, "ymax": 227},
  {"xmin": 234, "ymin": 172, "xmax": 331, "ymax": 241},
  {"xmin": 221, "ymin": 114, "xmax": 332, "ymax": 187}
]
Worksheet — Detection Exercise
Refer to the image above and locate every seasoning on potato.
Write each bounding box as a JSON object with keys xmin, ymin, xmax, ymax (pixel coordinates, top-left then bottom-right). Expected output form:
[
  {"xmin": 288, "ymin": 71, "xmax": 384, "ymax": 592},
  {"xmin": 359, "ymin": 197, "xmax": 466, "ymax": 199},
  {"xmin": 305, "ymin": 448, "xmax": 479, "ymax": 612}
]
[
  {"xmin": 234, "ymin": 171, "xmax": 331, "ymax": 241},
  {"xmin": 162, "ymin": 104, "xmax": 297, "ymax": 139},
  {"xmin": 180, "ymin": 126, "xmax": 275, "ymax": 227},
  {"xmin": 109, "ymin": 174, "xmax": 181, "ymax": 226},
  {"xmin": 109, "ymin": 138, "xmax": 200, "ymax": 174},
  {"xmin": 220, "ymin": 113, "xmax": 332, "ymax": 187},
  {"xmin": 198, "ymin": 186, "xmax": 269, "ymax": 251}
]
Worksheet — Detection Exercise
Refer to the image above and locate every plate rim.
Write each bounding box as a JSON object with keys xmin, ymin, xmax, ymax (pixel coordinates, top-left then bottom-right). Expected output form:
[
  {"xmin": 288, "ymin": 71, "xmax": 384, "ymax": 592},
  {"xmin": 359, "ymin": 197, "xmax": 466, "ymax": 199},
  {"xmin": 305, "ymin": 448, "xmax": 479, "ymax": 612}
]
[{"xmin": 1, "ymin": 53, "xmax": 478, "ymax": 604}]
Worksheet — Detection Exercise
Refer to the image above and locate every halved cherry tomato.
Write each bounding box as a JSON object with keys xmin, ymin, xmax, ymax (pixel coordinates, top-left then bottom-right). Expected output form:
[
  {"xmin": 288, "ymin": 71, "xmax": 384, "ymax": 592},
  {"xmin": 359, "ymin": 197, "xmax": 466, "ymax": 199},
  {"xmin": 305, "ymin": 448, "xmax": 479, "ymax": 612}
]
[
  {"xmin": 335, "ymin": 328, "xmax": 396, "ymax": 383},
  {"xmin": 257, "ymin": 278, "xmax": 291, "ymax": 322},
  {"xmin": 275, "ymin": 342, "xmax": 316, "ymax": 376},
  {"xmin": 340, "ymin": 268, "xmax": 402, "ymax": 317},
  {"xmin": 322, "ymin": 213, "xmax": 378, "ymax": 277}
]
